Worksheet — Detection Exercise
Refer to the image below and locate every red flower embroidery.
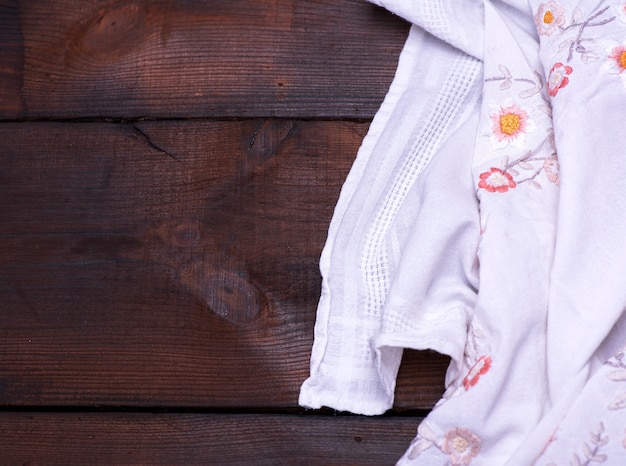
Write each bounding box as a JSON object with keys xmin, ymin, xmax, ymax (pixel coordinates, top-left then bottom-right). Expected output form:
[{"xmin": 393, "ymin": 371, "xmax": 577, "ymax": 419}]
[
  {"xmin": 478, "ymin": 168, "xmax": 516, "ymax": 193},
  {"xmin": 547, "ymin": 63, "xmax": 573, "ymax": 97},
  {"xmin": 463, "ymin": 355, "xmax": 492, "ymax": 390}
]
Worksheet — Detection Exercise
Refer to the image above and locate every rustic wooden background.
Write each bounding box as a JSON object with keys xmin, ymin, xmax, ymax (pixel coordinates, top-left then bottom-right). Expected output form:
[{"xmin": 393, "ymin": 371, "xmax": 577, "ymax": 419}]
[{"xmin": 0, "ymin": 0, "xmax": 450, "ymax": 463}]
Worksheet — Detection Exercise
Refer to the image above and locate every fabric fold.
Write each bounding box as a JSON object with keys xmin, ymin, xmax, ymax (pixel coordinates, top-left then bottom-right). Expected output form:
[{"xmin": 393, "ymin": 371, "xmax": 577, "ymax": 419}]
[
  {"xmin": 369, "ymin": 0, "xmax": 485, "ymax": 59},
  {"xmin": 299, "ymin": 24, "xmax": 483, "ymax": 415}
]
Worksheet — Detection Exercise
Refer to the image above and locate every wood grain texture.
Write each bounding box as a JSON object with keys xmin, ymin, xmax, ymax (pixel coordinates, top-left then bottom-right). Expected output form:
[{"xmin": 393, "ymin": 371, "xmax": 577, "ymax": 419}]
[
  {"xmin": 0, "ymin": 0, "xmax": 447, "ymax": 461},
  {"xmin": 0, "ymin": 412, "xmax": 423, "ymax": 465},
  {"xmin": 0, "ymin": 120, "xmax": 448, "ymax": 409},
  {"xmin": 1, "ymin": 0, "xmax": 409, "ymax": 120},
  {"xmin": 0, "ymin": 1, "xmax": 23, "ymax": 116}
]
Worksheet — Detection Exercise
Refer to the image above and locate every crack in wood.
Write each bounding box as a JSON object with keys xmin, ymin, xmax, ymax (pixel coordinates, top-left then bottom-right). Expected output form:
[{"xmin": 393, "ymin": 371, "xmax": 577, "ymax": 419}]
[
  {"xmin": 132, "ymin": 124, "xmax": 181, "ymax": 162},
  {"xmin": 247, "ymin": 119, "xmax": 297, "ymax": 157},
  {"xmin": 247, "ymin": 119, "xmax": 266, "ymax": 154}
]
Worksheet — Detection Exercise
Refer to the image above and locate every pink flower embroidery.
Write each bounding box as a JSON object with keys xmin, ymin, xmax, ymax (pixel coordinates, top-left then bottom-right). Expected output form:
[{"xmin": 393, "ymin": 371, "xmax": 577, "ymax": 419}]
[
  {"xmin": 543, "ymin": 155, "xmax": 559, "ymax": 184},
  {"xmin": 463, "ymin": 355, "xmax": 492, "ymax": 390},
  {"xmin": 534, "ymin": 1, "xmax": 566, "ymax": 36},
  {"xmin": 547, "ymin": 63, "xmax": 573, "ymax": 97},
  {"xmin": 489, "ymin": 103, "xmax": 536, "ymax": 149},
  {"xmin": 607, "ymin": 42, "xmax": 626, "ymax": 73},
  {"xmin": 478, "ymin": 168, "xmax": 516, "ymax": 193},
  {"xmin": 603, "ymin": 41, "xmax": 626, "ymax": 87},
  {"xmin": 441, "ymin": 428, "xmax": 482, "ymax": 465}
]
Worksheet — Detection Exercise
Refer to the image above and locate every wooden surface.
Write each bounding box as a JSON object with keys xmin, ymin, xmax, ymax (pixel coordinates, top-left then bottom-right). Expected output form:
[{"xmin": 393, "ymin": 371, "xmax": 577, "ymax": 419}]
[
  {"xmin": 0, "ymin": 1, "xmax": 449, "ymax": 463},
  {"xmin": 0, "ymin": 412, "xmax": 424, "ymax": 465},
  {"xmin": 1, "ymin": 0, "xmax": 408, "ymax": 119}
]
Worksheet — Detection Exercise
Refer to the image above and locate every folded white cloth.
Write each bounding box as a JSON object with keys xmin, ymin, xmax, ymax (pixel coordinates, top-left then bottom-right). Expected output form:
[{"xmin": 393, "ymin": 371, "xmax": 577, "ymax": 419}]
[{"xmin": 300, "ymin": 0, "xmax": 626, "ymax": 464}]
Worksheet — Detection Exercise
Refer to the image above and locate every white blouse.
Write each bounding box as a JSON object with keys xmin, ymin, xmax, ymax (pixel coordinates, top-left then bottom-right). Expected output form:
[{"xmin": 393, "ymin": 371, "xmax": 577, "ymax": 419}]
[{"xmin": 300, "ymin": 0, "xmax": 626, "ymax": 464}]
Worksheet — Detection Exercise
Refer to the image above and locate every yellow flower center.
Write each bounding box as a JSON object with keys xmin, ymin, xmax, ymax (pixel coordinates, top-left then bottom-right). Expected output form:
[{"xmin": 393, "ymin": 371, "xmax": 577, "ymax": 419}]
[
  {"xmin": 543, "ymin": 10, "xmax": 554, "ymax": 24},
  {"xmin": 453, "ymin": 436, "xmax": 470, "ymax": 452},
  {"xmin": 620, "ymin": 50, "xmax": 626, "ymax": 70},
  {"xmin": 500, "ymin": 113, "xmax": 521, "ymax": 135}
]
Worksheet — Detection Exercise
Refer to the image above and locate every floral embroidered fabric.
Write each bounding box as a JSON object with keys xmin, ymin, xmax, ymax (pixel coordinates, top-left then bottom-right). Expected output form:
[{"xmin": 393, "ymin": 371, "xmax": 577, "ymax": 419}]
[{"xmin": 300, "ymin": 0, "xmax": 626, "ymax": 464}]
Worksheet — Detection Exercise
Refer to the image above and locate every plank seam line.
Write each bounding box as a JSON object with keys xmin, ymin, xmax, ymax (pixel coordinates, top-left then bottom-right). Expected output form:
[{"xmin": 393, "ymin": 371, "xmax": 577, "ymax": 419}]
[{"xmin": 0, "ymin": 406, "xmax": 430, "ymax": 417}]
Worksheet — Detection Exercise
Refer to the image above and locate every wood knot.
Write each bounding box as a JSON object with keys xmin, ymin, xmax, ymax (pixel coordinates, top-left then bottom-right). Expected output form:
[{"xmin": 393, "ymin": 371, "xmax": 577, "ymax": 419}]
[
  {"xmin": 155, "ymin": 221, "xmax": 202, "ymax": 248},
  {"xmin": 202, "ymin": 269, "xmax": 264, "ymax": 324},
  {"xmin": 67, "ymin": 3, "xmax": 156, "ymax": 64},
  {"xmin": 170, "ymin": 223, "xmax": 201, "ymax": 248}
]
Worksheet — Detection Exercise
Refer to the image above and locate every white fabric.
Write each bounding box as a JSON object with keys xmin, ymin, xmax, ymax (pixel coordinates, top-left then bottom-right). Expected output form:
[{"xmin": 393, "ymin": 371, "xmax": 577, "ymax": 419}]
[
  {"xmin": 300, "ymin": 0, "xmax": 626, "ymax": 464},
  {"xmin": 299, "ymin": 24, "xmax": 483, "ymax": 415}
]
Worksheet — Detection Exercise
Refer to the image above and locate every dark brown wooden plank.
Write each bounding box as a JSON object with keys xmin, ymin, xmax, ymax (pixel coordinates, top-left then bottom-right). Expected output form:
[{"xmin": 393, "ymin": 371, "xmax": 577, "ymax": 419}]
[
  {"xmin": 0, "ymin": 120, "xmax": 447, "ymax": 409},
  {"xmin": 1, "ymin": 0, "xmax": 408, "ymax": 120},
  {"xmin": 0, "ymin": 1, "xmax": 23, "ymax": 116},
  {"xmin": 395, "ymin": 350, "xmax": 450, "ymax": 411},
  {"xmin": 0, "ymin": 412, "xmax": 422, "ymax": 465}
]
